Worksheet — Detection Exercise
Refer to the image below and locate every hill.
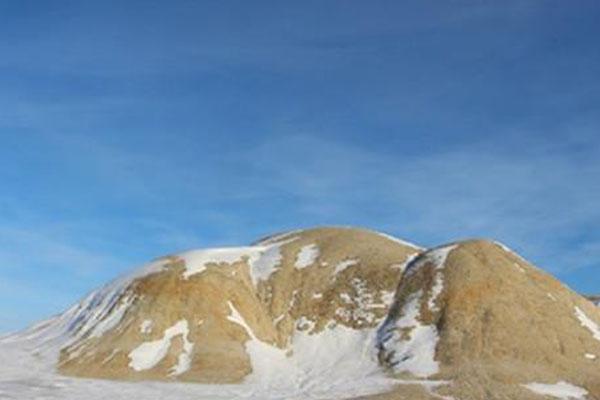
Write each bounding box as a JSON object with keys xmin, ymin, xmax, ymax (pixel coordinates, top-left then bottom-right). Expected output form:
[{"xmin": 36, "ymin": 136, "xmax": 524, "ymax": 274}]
[
  {"xmin": 1, "ymin": 228, "xmax": 599, "ymax": 400},
  {"xmin": 0, "ymin": 227, "xmax": 420, "ymax": 399},
  {"xmin": 377, "ymin": 240, "xmax": 600, "ymax": 399}
]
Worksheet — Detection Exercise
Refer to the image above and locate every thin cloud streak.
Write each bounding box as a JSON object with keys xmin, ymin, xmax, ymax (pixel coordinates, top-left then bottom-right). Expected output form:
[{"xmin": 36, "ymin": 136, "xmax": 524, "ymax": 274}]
[{"xmin": 244, "ymin": 133, "xmax": 600, "ymax": 275}]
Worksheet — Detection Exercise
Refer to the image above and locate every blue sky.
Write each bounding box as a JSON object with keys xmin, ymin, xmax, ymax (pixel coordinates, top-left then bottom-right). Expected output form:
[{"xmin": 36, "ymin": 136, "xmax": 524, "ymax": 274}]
[{"xmin": 1, "ymin": 1, "xmax": 599, "ymax": 332}]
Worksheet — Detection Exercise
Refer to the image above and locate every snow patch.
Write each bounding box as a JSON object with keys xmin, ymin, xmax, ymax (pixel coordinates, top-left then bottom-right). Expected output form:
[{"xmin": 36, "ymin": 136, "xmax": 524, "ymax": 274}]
[
  {"xmin": 180, "ymin": 247, "xmax": 260, "ymax": 279},
  {"xmin": 227, "ymin": 302, "xmax": 257, "ymax": 340},
  {"xmin": 376, "ymin": 232, "xmax": 422, "ymax": 249},
  {"xmin": 295, "ymin": 244, "xmax": 319, "ymax": 269},
  {"xmin": 494, "ymin": 241, "xmax": 514, "ymax": 254},
  {"xmin": 523, "ymin": 381, "xmax": 588, "ymax": 400},
  {"xmin": 224, "ymin": 300, "xmax": 393, "ymax": 395},
  {"xmin": 180, "ymin": 238, "xmax": 297, "ymax": 285},
  {"xmin": 88, "ymin": 295, "xmax": 135, "ymax": 339},
  {"xmin": 128, "ymin": 320, "xmax": 193, "ymax": 375},
  {"xmin": 405, "ymin": 245, "xmax": 456, "ymax": 277},
  {"xmin": 334, "ymin": 259, "xmax": 359, "ymax": 274},
  {"xmin": 140, "ymin": 320, "xmax": 153, "ymax": 335},
  {"xmin": 249, "ymin": 237, "xmax": 298, "ymax": 285},
  {"xmin": 574, "ymin": 306, "xmax": 600, "ymax": 341},
  {"xmin": 407, "ymin": 245, "xmax": 456, "ymax": 312},
  {"xmin": 296, "ymin": 316, "xmax": 315, "ymax": 332},
  {"xmin": 377, "ymin": 290, "xmax": 440, "ymax": 377},
  {"xmin": 170, "ymin": 332, "xmax": 194, "ymax": 376}
]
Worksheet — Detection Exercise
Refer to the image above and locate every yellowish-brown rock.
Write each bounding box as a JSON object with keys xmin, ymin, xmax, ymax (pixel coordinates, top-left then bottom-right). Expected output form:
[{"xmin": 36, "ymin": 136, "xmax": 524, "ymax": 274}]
[{"xmin": 377, "ymin": 239, "xmax": 600, "ymax": 399}]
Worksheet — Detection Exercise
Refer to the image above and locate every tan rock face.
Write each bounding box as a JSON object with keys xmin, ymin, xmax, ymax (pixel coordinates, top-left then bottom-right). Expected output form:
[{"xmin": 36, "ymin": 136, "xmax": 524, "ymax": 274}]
[
  {"xmin": 56, "ymin": 227, "xmax": 419, "ymax": 383},
  {"xmin": 377, "ymin": 240, "xmax": 600, "ymax": 399}
]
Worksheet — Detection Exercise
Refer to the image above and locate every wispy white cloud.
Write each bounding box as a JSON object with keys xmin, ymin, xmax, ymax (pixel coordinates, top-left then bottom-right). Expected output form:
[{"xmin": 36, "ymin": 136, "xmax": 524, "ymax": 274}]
[
  {"xmin": 10, "ymin": 128, "xmax": 599, "ymax": 280},
  {"xmin": 2, "ymin": 111, "xmax": 599, "ymax": 334},
  {"xmin": 0, "ymin": 223, "xmax": 129, "ymax": 274},
  {"xmin": 243, "ymin": 133, "xmax": 600, "ymax": 275}
]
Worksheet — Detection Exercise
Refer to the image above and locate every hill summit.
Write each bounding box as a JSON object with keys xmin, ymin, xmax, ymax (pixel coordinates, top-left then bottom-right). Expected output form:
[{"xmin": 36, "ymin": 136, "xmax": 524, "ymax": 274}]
[{"xmin": 1, "ymin": 227, "xmax": 599, "ymax": 400}]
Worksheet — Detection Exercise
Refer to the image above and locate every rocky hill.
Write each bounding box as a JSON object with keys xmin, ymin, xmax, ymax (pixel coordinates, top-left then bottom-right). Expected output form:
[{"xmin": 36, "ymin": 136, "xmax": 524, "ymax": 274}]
[
  {"xmin": 1, "ymin": 227, "xmax": 599, "ymax": 400},
  {"xmin": 376, "ymin": 240, "xmax": 600, "ymax": 399},
  {"xmin": 0, "ymin": 227, "xmax": 419, "ymax": 399}
]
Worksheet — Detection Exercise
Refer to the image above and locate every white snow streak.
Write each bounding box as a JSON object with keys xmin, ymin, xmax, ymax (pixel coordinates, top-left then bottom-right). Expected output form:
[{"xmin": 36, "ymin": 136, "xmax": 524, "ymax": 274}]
[
  {"xmin": 334, "ymin": 259, "xmax": 359, "ymax": 274},
  {"xmin": 180, "ymin": 247, "xmax": 260, "ymax": 279},
  {"xmin": 128, "ymin": 320, "xmax": 194, "ymax": 375},
  {"xmin": 227, "ymin": 302, "xmax": 257, "ymax": 340},
  {"xmin": 180, "ymin": 237, "xmax": 297, "ymax": 285},
  {"xmin": 574, "ymin": 306, "xmax": 600, "ymax": 341},
  {"xmin": 376, "ymin": 232, "xmax": 422, "ymax": 249},
  {"xmin": 295, "ymin": 244, "xmax": 320, "ymax": 269},
  {"xmin": 377, "ymin": 291, "xmax": 439, "ymax": 377},
  {"xmin": 425, "ymin": 245, "xmax": 457, "ymax": 312},
  {"xmin": 376, "ymin": 245, "xmax": 456, "ymax": 378},
  {"xmin": 523, "ymin": 381, "xmax": 588, "ymax": 400}
]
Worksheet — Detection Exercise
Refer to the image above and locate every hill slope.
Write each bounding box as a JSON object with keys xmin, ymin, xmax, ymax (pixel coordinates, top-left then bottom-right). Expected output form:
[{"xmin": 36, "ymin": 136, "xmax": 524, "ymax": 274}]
[
  {"xmin": 0, "ymin": 227, "xmax": 421, "ymax": 399},
  {"xmin": 377, "ymin": 240, "xmax": 600, "ymax": 399},
  {"xmin": 1, "ymin": 229, "xmax": 599, "ymax": 400}
]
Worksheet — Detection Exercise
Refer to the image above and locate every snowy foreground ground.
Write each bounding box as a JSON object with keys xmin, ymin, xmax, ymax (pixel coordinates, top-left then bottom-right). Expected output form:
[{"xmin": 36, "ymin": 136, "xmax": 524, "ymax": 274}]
[
  {"xmin": 3, "ymin": 330, "xmax": 587, "ymax": 400},
  {"xmin": 0, "ymin": 329, "xmax": 461, "ymax": 400},
  {"xmin": 0, "ymin": 342, "xmax": 591, "ymax": 400},
  {"xmin": 0, "ymin": 328, "xmax": 402, "ymax": 400},
  {"xmin": 0, "ymin": 347, "xmax": 388, "ymax": 400}
]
